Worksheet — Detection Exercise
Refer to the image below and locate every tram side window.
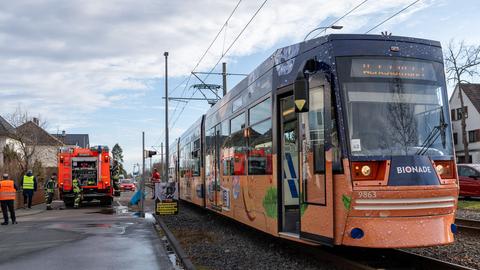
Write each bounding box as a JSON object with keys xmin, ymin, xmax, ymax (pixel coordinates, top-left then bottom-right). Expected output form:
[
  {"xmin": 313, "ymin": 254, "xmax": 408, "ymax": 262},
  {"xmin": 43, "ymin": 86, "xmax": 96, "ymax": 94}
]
[
  {"xmin": 192, "ymin": 139, "xmax": 201, "ymax": 176},
  {"xmin": 205, "ymin": 128, "xmax": 215, "ymax": 177},
  {"xmin": 180, "ymin": 144, "xmax": 187, "ymax": 177},
  {"xmin": 185, "ymin": 143, "xmax": 192, "ymax": 178},
  {"xmin": 248, "ymin": 98, "xmax": 272, "ymax": 175},
  {"xmin": 230, "ymin": 113, "xmax": 246, "ymax": 175},
  {"xmin": 221, "ymin": 121, "xmax": 232, "ymax": 176},
  {"xmin": 249, "ymin": 98, "xmax": 271, "ymax": 124},
  {"xmin": 248, "ymin": 120, "xmax": 272, "ymax": 175}
]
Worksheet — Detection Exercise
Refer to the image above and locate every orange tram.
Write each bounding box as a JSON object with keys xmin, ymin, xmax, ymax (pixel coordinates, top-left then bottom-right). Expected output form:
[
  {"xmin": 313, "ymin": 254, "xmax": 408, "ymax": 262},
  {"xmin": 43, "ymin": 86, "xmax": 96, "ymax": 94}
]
[{"xmin": 169, "ymin": 34, "xmax": 459, "ymax": 248}]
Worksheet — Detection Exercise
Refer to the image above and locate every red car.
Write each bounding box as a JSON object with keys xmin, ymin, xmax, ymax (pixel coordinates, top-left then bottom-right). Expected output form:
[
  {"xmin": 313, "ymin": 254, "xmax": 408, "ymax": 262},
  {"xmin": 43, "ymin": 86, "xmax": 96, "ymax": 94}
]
[
  {"xmin": 120, "ymin": 179, "xmax": 136, "ymax": 191},
  {"xmin": 457, "ymin": 164, "xmax": 480, "ymax": 197}
]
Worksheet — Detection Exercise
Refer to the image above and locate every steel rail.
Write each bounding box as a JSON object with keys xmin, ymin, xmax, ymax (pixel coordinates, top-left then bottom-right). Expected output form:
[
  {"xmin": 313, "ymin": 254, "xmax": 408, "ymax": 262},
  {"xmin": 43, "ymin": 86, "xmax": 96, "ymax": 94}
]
[{"xmin": 456, "ymin": 217, "xmax": 480, "ymax": 233}]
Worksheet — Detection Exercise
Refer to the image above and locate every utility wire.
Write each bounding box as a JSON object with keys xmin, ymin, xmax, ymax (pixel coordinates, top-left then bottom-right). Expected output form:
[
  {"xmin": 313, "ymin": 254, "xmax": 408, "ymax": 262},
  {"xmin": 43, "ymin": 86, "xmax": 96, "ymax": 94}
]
[
  {"xmin": 202, "ymin": 0, "xmax": 268, "ymax": 83},
  {"xmin": 311, "ymin": 0, "xmax": 369, "ymax": 39},
  {"xmin": 162, "ymin": 0, "xmax": 243, "ymax": 141},
  {"xmin": 365, "ymin": 0, "xmax": 421, "ymax": 34},
  {"xmin": 170, "ymin": 0, "xmax": 268, "ymax": 130}
]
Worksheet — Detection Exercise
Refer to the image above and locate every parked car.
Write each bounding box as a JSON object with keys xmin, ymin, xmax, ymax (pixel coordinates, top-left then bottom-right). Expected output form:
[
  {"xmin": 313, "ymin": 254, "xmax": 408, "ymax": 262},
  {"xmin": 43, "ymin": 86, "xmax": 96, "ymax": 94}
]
[
  {"xmin": 457, "ymin": 164, "xmax": 480, "ymax": 197},
  {"xmin": 120, "ymin": 179, "xmax": 136, "ymax": 191}
]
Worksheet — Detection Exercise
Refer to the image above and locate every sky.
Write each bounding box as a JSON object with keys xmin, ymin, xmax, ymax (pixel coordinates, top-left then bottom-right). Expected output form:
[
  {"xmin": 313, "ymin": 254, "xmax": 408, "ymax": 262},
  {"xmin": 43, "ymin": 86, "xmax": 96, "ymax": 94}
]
[{"xmin": 0, "ymin": 0, "xmax": 479, "ymax": 172}]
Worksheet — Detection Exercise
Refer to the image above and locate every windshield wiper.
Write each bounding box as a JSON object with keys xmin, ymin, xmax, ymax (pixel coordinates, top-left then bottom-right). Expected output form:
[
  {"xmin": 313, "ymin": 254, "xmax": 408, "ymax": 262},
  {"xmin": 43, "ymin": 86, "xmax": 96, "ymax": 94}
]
[{"xmin": 416, "ymin": 107, "xmax": 448, "ymax": 155}]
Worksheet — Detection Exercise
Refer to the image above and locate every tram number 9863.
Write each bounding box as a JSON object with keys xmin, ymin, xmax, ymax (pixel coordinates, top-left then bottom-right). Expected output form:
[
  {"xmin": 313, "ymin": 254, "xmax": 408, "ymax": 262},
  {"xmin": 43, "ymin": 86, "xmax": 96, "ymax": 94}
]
[{"xmin": 357, "ymin": 191, "xmax": 377, "ymax": 199}]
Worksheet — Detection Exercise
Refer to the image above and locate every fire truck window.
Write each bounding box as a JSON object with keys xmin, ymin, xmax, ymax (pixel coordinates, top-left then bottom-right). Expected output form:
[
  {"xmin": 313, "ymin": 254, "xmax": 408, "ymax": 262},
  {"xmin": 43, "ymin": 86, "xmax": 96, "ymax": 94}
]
[
  {"xmin": 249, "ymin": 98, "xmax": 271, "ymax": 125},
  {"xmin": 248, "ymin": 119, "xmax": 272, "ymax": 175}
]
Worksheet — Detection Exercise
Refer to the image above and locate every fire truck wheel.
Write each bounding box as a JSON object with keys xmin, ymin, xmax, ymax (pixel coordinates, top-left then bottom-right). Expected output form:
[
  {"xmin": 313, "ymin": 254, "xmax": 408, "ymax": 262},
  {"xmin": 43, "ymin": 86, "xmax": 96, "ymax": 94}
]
[
  {"xmin": 64, "ymin": 199, "xmax": 74, "ymax": 208},
  {"xmin": 100, "ymin": 197, "xmax": 113, "ymax": 206}
]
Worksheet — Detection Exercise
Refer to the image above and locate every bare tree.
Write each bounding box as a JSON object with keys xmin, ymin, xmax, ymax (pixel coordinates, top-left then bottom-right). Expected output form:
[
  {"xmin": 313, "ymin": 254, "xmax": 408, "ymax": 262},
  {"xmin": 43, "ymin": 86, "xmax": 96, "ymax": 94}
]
[
  {"xmin": 7, "ymin": 106, "xmax": 48, "ymax": 174},
  {"xmin": 445, "ymin": 40, "xmax": 480, "ymax": 163}
]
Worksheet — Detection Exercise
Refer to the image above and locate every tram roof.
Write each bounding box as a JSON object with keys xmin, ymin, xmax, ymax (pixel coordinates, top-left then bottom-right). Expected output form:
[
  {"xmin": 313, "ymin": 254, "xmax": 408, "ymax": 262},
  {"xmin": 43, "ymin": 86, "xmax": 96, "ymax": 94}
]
[{"xmin": 203, "ymin": 34, "xmax": 442, "ymax": 124}]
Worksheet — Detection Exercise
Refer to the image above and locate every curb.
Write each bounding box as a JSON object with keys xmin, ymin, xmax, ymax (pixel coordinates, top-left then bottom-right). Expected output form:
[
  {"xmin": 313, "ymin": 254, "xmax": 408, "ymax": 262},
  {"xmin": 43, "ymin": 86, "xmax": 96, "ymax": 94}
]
[
  {"xmin": 16, "ymin": 208, "xmax": 46, "ymax": 217},
  {"xmin": 153, "ymin": 214, "xmax": 196, "ymax": 270}
]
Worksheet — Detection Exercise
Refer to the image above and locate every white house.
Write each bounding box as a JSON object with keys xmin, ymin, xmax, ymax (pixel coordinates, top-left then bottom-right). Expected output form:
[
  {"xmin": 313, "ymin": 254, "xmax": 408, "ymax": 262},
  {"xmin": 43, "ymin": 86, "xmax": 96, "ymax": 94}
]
[
  {"xmin": 17, "ymin": 120, "xmax": 65, "ymax": 168},
  {"xmin": 0, "ymin": 116, "xmax": 21, "ymax": 169},
  {"xmin": 449, "ymin": 83, "xmax": 480, "ymax": 163}
]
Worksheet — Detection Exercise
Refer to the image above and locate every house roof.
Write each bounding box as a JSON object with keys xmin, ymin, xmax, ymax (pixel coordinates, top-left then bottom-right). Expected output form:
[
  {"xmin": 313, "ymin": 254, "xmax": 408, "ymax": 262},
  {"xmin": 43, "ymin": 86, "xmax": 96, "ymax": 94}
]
[
  {"xmin": 16, "ymin": 121, "xmax": 64, "ymax": 146},
  {"xmin": 52, "ymin": 133, "xmax": 89, "ymax": 148},
  {"xmin": 0, "ymin": 115, "xmax": 15, "ymax": 137},
  {"xmin": 459, "ymin": 83, "xmax": 480, "ymax": 113}
]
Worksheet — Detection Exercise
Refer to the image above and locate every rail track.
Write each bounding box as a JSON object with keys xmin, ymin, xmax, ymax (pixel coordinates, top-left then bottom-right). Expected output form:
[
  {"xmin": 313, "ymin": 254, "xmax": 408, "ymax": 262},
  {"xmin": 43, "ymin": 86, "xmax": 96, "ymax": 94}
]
[
  {"xmin": 297, "ymin": 244, "xmax": 475, "ymax": 270},
  {"xmin": 163, "ymin": 201, "xmax": 478, "ymax": 270},
  {"xmin": 456, "ymin": 218, "xmax": 480, "ymax": 233}
]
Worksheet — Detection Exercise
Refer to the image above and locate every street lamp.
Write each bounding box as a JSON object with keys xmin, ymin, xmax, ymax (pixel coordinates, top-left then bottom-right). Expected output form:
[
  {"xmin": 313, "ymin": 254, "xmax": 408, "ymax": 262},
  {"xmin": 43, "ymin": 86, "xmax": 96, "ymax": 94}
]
[{"xmin": 304, "ymin": 25, "xmax": 343, "ymax": 41}]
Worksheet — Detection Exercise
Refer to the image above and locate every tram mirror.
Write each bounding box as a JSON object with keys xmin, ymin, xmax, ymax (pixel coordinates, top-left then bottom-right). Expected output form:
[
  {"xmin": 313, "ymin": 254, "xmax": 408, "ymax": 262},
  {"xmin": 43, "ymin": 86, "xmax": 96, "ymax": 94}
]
[{"xmin": 294, "ymin": 74, "xmax": 309, "ymax": 113}]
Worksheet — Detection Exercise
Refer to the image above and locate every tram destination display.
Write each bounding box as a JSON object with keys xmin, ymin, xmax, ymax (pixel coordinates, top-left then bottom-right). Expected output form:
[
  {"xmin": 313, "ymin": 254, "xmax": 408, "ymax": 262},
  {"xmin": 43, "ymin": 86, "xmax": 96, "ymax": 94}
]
[{"xmin": 350, "ymin": 58, "xmax": 437, "ymax": 81}]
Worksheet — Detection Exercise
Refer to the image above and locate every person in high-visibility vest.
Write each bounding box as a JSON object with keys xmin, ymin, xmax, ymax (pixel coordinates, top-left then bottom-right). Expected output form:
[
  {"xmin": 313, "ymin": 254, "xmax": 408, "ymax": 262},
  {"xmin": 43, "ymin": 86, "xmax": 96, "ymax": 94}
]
[
  {"xmin": 21, "ymin": 170, "xmax": 37, "ymax": 209},
  {"xmin": 72, "ymin": 178, "xmax": 81, "ymax": 209},
  {"xmin": 44, "ymin": 174, "xmax": 57, "ymax": 210},
  {"xmin": 0, "ymin": 173, "xmax": 17, "ymax": 225}
]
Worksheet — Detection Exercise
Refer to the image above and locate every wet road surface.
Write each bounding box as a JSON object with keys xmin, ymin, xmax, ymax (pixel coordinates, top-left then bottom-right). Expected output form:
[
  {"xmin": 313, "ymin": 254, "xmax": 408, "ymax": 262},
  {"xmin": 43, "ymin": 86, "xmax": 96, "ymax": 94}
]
[{"xmin": 0, "ymin": 192, "xmax": 174, "ymax": 270}]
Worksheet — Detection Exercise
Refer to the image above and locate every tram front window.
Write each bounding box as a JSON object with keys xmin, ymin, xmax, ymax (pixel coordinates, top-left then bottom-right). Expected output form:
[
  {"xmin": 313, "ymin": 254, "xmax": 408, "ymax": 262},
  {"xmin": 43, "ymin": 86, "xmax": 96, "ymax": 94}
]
[{"xmin": 338, "ymin": 57, "xmax": 453, "ymax": 157}]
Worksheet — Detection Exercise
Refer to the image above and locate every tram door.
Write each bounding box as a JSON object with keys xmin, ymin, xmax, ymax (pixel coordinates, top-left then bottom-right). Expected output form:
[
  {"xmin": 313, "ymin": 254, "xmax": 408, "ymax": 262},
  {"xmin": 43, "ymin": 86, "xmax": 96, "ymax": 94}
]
[
  {"xmin": 280, "ymin": 95, "xmax": 301, "ymax": 234},
  {"xmin": 298, "ymin": 73, "xmax": 334, "ymax": 243}
]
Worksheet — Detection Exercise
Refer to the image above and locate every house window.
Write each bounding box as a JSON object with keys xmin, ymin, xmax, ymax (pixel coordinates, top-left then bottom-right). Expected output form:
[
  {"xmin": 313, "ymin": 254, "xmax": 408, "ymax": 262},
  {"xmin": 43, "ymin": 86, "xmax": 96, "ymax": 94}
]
[
  {"xmin": 458, "ymin": 155, "xmax": 472, "ymax": 163},
  {"xmin": 456, "ymin": 107, "xmax": 468, "ymax": 120},
  {"xmin": 453, "ymin": 133, "xmax": 458, "ymax": 145},
  {"xmin": 451, "ymin": 109, "xmax": 455, "ymax": 121},
  {"xmin": 468, "ymin": 129, "xmax": 480, "ymax": 143}
]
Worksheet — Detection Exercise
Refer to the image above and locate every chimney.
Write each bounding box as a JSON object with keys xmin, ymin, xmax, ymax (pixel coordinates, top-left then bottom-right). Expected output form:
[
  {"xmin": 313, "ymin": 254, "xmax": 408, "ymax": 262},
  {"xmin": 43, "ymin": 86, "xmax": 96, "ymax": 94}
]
[
  {"xmin": 62, "ymin": 130, "xmax": 66, "ymax": 137},
  {"xmin": 32, "ymin": 117, "xmax": 39, "ymax": 125}
]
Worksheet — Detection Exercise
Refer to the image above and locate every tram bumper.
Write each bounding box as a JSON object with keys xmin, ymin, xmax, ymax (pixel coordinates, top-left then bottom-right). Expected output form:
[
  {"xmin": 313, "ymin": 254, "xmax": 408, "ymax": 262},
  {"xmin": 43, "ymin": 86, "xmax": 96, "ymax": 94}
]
[{"xmin": 341, "ymin": 214, "xmax": 455, "ymax": 248}]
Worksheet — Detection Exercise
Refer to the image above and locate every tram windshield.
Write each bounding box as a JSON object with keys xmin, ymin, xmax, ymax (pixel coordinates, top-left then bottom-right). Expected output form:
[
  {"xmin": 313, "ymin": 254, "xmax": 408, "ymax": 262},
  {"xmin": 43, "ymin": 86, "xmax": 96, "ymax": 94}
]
[{"xmin": 337, "ymin": 57, "xmax": 453, "ymax": 157}]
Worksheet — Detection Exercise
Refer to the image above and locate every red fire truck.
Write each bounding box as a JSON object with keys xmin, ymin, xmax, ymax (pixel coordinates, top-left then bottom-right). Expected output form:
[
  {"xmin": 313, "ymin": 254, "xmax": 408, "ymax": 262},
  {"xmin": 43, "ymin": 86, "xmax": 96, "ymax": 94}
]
[{"xmin": 58, "ymin": 146, "xmax": 114, "ymax": 207}]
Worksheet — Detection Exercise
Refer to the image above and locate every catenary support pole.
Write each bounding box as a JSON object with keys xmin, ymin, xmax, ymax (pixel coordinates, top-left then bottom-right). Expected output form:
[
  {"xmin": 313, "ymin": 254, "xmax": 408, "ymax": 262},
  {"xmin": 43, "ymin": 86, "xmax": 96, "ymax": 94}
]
[
  {"xmin": 222, "ymin": 62, "xmax": 227, "ymax": 96},
  {"xmin": 164, "ymin": 52, "xmax": 169, "ymax": 183},
  {"xmin": 160, "ymin": 142, "xmax": 164, "ymax": 177}
]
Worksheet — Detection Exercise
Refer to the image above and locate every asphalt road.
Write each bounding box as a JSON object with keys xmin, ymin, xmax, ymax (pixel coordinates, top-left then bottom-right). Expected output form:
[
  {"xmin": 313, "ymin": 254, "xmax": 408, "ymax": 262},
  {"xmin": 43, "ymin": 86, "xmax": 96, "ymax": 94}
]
[{"xmin": 0, "ymin": 191, "xmax": 174, "ymax": 270}]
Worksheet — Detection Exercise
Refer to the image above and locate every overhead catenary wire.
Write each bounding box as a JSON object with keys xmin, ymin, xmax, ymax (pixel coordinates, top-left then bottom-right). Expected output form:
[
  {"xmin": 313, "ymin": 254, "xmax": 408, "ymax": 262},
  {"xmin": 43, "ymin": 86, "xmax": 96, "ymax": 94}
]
[
  {"xmin": 364, "ymin": 0, "xmax": 421, "ymax": 34},
  {"xmin": 201, "ymin": 0, "xmax": 268, "ymax": 83},
  {"xmin": 157, "ymin": 0, "xmax": 244, "ymax": 144},
  {"xmin": 170, "ymin": 0, "xmax": 269, "ymax": 130},
  {"xmin": 311, "ymin": 0, "xmax": 369, "ymax": 40}
]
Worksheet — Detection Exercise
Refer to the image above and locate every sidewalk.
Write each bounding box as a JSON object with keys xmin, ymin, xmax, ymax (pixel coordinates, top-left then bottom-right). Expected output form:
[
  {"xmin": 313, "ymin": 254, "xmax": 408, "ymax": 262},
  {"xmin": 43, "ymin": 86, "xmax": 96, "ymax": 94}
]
[{"xmin": 15, "ymin": 203, "xmax": 47, "ymax": 217}]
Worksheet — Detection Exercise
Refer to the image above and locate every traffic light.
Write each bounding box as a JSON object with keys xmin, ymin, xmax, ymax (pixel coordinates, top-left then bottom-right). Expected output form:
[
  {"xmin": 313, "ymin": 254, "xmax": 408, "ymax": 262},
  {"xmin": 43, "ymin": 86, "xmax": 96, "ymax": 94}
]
[{"xmin": 145, "ymin": 150, "xmax": 157, "ymax": 158}]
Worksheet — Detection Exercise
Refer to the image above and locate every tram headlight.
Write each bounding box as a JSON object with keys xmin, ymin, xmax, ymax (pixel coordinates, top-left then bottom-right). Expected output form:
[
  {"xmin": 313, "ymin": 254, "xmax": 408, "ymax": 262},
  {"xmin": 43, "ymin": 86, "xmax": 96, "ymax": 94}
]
[
  {"xmin": 433, "ymin": 160, "xmax": 455, "ymax": 181},
  {"xmin": 435, "ymin": 164, "xmax": 445, "ymax": 175},
  {"xmin": 361, "ymin": 165, "xmax": 371, "ymax": 176}
]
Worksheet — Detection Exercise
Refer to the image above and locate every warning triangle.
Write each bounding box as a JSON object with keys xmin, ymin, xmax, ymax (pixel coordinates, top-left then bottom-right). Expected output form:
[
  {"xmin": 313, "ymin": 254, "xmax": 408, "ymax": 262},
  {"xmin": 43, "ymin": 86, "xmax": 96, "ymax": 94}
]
[{"xmin": 295, "ymin": 99, "xmax": 306, "ymax": 111}]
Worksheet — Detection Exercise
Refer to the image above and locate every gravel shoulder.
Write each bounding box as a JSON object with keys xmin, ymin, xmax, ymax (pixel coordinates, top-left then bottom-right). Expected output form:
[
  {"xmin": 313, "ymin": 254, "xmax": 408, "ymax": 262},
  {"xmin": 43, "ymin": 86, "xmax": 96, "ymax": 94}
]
[
  {"xmin": 161, "ymin": 202, "xmax": 336, "ymax": 270},
  {"xmin": 162, "ymin": 201, "xmax": 480, "ymax": 270},
  {"xmin": 405, "ymin": 203, "xmax": 480, "ymax": 269}
]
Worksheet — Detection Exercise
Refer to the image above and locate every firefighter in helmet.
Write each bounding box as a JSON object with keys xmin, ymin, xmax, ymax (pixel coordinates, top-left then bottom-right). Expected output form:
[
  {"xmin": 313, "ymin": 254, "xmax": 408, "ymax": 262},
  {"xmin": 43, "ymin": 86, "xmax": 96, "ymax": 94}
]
[
  {"xmin": 72, "ymin": 178, "xmax": 81, "ymax": 208},
  {"xmin": 44, "ymin": 173, "xmax": 57, "ymax": 210},
  {"xmin": 111, "ymin": 160, "xmax": 120, "ymax": 195}
]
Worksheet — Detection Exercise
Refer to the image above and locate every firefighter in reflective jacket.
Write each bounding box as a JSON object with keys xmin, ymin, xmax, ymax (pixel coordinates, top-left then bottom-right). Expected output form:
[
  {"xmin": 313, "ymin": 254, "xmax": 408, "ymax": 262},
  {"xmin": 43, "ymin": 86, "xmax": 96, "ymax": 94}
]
[
  {"xmin": 44, "ymin": 174, "xmax": 57, "ymax": 210},
  {"xmin": 72, "ymin": 178, "xmax": 81, "ymax": 208},
  {"xmin": 0, "ymin": 173, "xmax": 17, "ymax": 225}
]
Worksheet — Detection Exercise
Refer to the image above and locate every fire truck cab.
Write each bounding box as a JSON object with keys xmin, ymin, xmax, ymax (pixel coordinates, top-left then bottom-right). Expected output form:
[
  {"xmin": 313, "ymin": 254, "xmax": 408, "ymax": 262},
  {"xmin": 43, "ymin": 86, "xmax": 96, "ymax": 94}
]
[{"xmin": 58, "ymin": 146, "xmax": 114, "ymax": 207}]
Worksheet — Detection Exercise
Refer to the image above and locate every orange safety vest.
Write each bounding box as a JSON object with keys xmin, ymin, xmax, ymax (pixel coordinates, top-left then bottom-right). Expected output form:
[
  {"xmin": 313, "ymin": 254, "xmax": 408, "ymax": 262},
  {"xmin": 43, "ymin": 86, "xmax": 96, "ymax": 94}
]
[{"xmin": 0, "ymin": 180, "xmax": 16, "ymax": 201}]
